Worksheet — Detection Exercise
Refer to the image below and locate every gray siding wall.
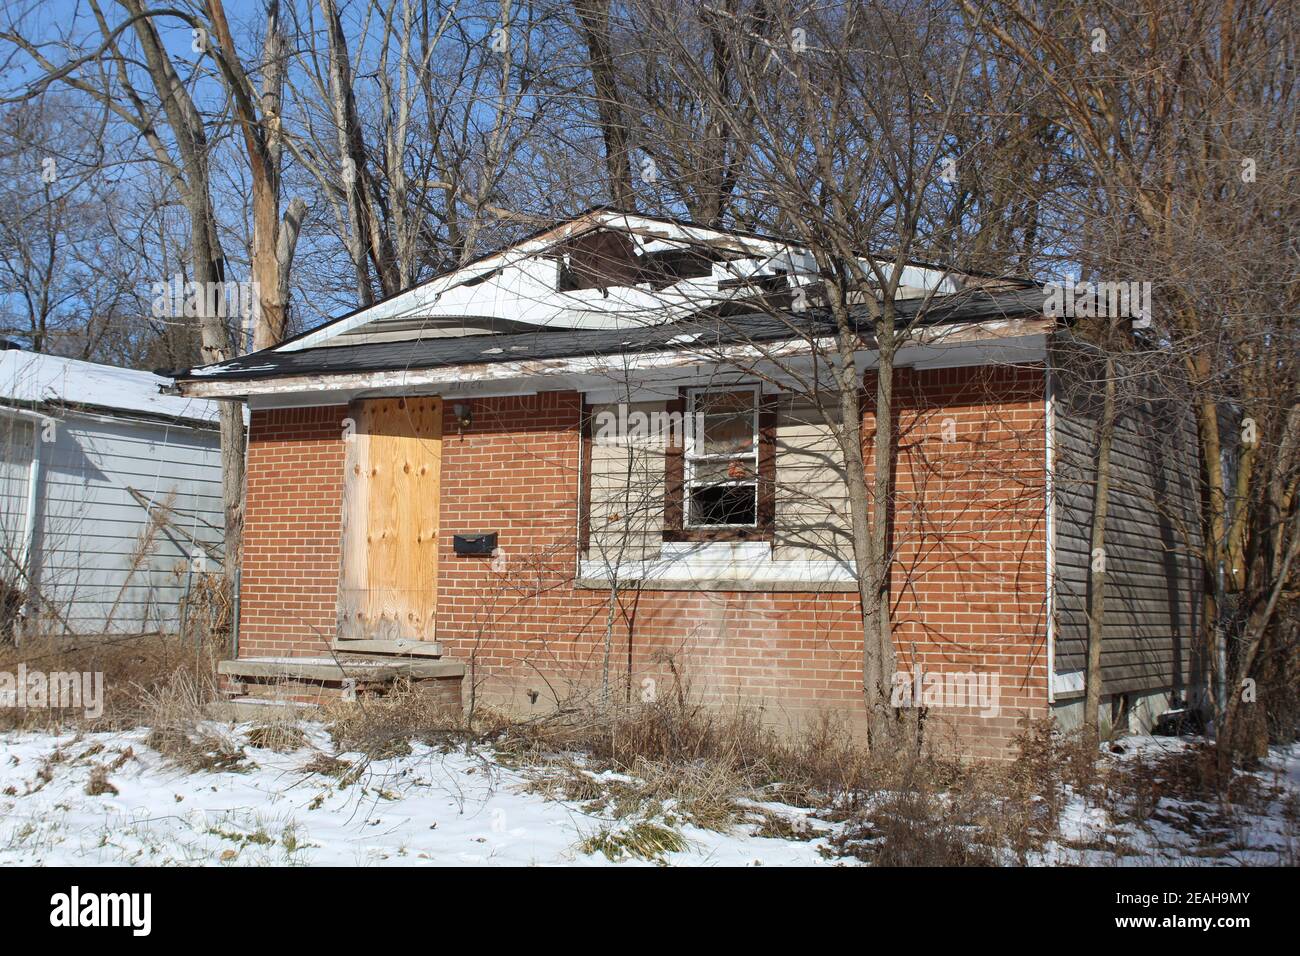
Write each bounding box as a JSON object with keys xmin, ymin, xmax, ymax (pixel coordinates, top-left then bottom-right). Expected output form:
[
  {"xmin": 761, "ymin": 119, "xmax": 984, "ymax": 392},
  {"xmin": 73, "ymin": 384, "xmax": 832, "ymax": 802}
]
[
  {"xmin": 18, "ymin": 410, "xmax": 224, "ymax": 634},
  {"xmin": 1051, "ymin": 337, "xmax": 1204, "ymax": 698}
]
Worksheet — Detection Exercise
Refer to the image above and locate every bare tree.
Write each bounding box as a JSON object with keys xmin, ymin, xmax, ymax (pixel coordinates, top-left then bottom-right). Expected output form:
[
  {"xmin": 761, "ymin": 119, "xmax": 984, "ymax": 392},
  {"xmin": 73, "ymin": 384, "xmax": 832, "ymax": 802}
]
[
  {"xmin": 206, "ymin": 0, "xmax": 309, "ymax": 350},
  {"xmin": 968, "ymin": 0, "xmax": 1300, "ymax": 767}
]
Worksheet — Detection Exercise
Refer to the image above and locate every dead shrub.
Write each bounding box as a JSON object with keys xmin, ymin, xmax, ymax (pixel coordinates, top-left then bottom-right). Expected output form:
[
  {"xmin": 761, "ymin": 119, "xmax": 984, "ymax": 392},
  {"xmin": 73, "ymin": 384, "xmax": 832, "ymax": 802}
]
[
  {"xmin": 521, "ymin": 766, "xmax": 607, "ymax": 803},
  {"xmin": 487, "ymin": 698, "xmax": 877, "ymax": 812},
  {"xmin": 1106, "ymin": 740, "xmax": 1280, "ymax": 837},
  {"xmin": 487, "ymin": 695, "xmax": 1077, "ymax": 860},
  {"xmin": 834, "ymin": 789, "xmax": 999, "ymax": 866},
  {"xmin": 143, "ymin": 725, "xmax": 248, "ymax": 773},
  {"xmin": 298, "ymin": 752, "xmax": 353, "ymax": 779},
  {"xmin": 750, "ymin": 810, "xmax": 819, "ymax": 841},
  {"xmin": 323, "ymin": 680, "xmax": 462, "ymax": 759},
  {"xmin": 246, "ymin": 720, "xmax": 307, "ymax": 753},
  {"xmin": 137, "ymin": 667, "xmax": 248, "ymax": 772},
  {"xmin": 84, "ymin": 764, "xmax": 118, "ymax": 797},
  {"xmin": 627, "ymin": 757, "xmax": 743, "ymax": 832}
]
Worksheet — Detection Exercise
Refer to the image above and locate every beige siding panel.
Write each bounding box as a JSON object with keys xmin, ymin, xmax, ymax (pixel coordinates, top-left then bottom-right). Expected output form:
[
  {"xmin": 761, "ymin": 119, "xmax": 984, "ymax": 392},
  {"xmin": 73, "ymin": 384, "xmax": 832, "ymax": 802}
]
[
  {"xmin": 587, "ymin": 401, "xmax": 668, "ymax": 566},
  {"xmin": 585, "ymin": 395, "xmax": 855, "ymax": 568},
  {"xmin": 774, "ymin": 396, "xmax": 853, "ymax": 562}
]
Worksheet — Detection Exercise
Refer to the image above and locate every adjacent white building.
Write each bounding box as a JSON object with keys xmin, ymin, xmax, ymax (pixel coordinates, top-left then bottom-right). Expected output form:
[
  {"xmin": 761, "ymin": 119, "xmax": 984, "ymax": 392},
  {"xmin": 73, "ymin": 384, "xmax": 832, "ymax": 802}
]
[{"xmin": 0, "ymin": 347, "xmax": 225, "ymax": 639}]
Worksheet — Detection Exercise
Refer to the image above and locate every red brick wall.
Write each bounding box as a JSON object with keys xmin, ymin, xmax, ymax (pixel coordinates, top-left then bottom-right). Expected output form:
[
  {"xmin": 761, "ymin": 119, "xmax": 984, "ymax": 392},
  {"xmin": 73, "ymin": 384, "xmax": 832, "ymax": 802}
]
[
  {"xmin": 238, "ymin": 405, "xmax": 348, "ymax": 657},
  {"xmin": 235, "ymin": 367, "xmax": 1049, "ymax": 757},
  {"xmin": 873, "ymin": 364, "xmax": 1050, "ymax": 754}
]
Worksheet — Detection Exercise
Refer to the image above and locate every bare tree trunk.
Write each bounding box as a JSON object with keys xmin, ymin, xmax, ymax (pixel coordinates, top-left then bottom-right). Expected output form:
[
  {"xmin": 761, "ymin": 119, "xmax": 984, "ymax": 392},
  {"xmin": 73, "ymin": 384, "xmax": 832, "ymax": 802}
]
[
  {"xmin": 1083, "ymin": 354, "xmax": 1117, "ymax": 741},
  {"xmin": 319, "ymin": 0, "xmax": 399, "ymax": 303},
  {"xmin": 573, "ymin": 0, "xmax": 635, "ymax": 208},
  {"xmin": 829, "ymin": 293, "xmax": 902, "ymax": 754},
  {"xmin": 121, "ymin": 0, "xmax": 245, "ymax": 587}
]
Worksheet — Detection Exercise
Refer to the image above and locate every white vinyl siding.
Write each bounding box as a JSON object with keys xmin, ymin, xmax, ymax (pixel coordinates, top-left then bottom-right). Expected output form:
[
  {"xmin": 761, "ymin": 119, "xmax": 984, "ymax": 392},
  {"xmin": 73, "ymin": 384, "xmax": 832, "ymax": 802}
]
[{"xmin": 25, "ymin": 411, "xmax": 224, "ymax": 634}]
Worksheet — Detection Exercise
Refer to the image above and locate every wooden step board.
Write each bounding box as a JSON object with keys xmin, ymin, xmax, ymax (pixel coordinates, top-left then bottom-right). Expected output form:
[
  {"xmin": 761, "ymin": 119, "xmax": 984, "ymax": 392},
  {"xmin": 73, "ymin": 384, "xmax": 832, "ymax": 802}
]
[
  {"xmin": 216, "ymin": 656, "xmax": 465, "ymax": 711},
  {"xmin": 332, "ymin": 639, "xmax": 444, "ymax": 659}
]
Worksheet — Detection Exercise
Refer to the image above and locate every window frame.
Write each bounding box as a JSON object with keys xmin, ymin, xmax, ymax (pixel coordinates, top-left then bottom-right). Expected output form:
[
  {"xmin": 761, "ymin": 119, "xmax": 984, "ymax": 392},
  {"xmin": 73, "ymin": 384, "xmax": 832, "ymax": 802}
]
[
  {"xmin": 663, "ymin": 384, "xmax": 776, "ymax": 543},
  {"xmin": 683, "ymin": 384, "xmax": 761, "ymax": 530}
]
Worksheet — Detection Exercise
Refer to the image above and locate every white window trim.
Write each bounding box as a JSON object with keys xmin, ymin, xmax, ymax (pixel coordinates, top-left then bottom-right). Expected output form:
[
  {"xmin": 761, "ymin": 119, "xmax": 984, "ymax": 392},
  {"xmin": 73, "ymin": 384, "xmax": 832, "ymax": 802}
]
[{"xmin": 683, "ymin": 383, "xmax": 761, "ymax": 530}]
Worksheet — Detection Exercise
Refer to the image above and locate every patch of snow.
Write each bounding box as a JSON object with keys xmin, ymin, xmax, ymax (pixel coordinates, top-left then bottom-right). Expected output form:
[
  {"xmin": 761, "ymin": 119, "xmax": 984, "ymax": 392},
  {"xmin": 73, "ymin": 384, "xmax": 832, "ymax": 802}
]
[{"xmin": 0, "ymin": 725, "xmax": 838, "ymax": 867}]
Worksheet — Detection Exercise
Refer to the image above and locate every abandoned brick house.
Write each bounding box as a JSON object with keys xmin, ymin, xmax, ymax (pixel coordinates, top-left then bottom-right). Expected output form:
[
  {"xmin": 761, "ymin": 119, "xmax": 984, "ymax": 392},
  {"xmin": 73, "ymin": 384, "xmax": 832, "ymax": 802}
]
[{"xmin": 169, "ymin": 210, "xmax": 1204, "ymax": 756}]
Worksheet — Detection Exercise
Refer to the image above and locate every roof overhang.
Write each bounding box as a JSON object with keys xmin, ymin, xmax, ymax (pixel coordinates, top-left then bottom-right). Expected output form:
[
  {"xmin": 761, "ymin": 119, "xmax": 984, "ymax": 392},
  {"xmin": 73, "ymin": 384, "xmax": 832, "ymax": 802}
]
[{"xmin": 176, "ymin": 313, "xmax": 1053, "ymax": 404}]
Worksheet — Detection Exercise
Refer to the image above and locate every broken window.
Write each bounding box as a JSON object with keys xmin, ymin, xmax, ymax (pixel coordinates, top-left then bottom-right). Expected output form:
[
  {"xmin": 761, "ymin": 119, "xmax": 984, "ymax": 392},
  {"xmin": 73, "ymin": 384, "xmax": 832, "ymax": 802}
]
[
  {"xmin": 638, "ymin": 249, "xmax": 716, "ymax": 289},
  {"xmin": 686, "ymin": 387, "xmax": 759, "ymax": 527},
  {"xmin": 663, "ymin": 385, "xmax": 776, "ymax": 541}
]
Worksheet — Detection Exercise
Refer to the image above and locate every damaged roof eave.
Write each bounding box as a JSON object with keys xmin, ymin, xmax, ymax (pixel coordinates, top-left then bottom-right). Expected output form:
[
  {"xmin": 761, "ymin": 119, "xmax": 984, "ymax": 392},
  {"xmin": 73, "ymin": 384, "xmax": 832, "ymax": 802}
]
[{"xmin": 173, "ymin": 314, "xmax": 1053, "ymax": 403}]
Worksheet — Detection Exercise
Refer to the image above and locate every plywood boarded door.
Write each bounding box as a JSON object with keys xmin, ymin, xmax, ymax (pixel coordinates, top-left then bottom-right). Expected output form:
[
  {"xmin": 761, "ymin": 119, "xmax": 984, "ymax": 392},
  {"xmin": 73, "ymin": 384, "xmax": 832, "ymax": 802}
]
[{"xmin": 337, "ymin": 396, "xmax": 441, "ymax": 642}]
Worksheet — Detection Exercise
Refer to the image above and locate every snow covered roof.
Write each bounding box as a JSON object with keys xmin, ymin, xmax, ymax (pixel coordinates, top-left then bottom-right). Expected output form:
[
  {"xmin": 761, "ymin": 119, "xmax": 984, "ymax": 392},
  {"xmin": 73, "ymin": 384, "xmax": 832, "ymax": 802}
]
[{"xmin": 0, "ymin": 349, "xmax": 219, "ymax": 425}]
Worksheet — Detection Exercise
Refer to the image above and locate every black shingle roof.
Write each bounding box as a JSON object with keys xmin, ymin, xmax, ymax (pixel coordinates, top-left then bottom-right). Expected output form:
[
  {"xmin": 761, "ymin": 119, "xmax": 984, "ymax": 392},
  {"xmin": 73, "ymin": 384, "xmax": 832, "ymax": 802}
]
[{"xmin": 170, "ymin": 288, "xmax": 1046, "ymax": 384}]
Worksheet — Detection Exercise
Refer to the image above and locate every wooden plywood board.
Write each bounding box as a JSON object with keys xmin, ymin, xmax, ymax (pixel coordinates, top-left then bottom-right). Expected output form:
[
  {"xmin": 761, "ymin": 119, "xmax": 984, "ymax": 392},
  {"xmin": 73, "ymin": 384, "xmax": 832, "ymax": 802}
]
[{"xmin": 337, "ymin": 397, "xmax": 441, "ymax": 641}]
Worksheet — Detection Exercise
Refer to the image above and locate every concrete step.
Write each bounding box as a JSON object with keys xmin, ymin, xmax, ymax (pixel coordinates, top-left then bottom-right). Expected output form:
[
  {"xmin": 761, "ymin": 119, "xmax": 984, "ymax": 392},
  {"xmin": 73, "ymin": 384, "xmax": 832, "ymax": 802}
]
[{"xmin": 206, "ymin": 696, "xmax": 320, "ymax": 722}]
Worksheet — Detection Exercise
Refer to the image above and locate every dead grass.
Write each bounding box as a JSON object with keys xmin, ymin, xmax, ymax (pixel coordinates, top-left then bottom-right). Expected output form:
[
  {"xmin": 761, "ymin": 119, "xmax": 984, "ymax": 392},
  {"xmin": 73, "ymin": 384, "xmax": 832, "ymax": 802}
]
[
  {"xmin": 5, "ymin": 635, "xmax": 1284, "ymax": 865},
  {"xmin": 486, "ymin": 700, "xmax": 881, "ymax": 814},
  {"xmin": 481, "ymin": 699, "xmax": 1108, "ymax": 864},
  {"xmin": 578, "ymin": 821, "xmax": 689, "ymax": 862},
  {"xmin": 298, "ymin": 752, "xmax": 353, "ymax": 779},
  {"xmin": 84, "ymin": 764, "xmax": 118, "ymax": 797},
  {"xmin": 246, "ymin": 720, "xmax": 307, "ymax": 753},
  {"xmin": 136, "ymin": 667, "xmax": 249, "ymax": 773},
  {"xmin": 143, "ymin": 724, "xmax": 248, "ymax": 773},
  {"xmin": 0, "ymin": 631, "xmax": 241, "ymax": 773},
  {"xmin": 0, "ymin": 632, "xmax": 221, "ymax": 732},
  {"xmin": 833, "ymin": 789, "xmax": 999, "ymax": 866}
]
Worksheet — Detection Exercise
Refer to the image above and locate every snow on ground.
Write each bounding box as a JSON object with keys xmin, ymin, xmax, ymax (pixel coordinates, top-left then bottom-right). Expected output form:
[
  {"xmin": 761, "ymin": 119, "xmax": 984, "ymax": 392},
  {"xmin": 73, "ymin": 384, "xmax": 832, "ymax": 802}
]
[
  {"xmin": 0, "ymin": 724, "xmax": 837, "ymax": 867},
  {"xmin": 1035, "ymin": 736, "xmax": 1300, "ymax": 866},
  {"xmin": 0, "ymin": 724, "xmax": 1294, "ymax": 866}
]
